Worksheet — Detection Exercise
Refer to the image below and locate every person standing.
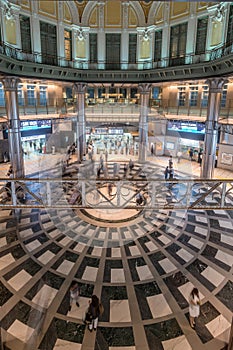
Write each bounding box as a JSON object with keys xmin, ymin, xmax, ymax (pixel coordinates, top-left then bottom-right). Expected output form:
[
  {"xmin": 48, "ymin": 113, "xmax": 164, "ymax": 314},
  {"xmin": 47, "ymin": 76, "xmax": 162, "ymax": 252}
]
[
  {"xmin": 164, "ymin": 166, "xmax": 169, "ymax": 180},
  {"xmin": 69, "ymin": 281, "xmax": 80, "ymax": 311},
  {"xmin": 85, "ymin": 295, "xmax": 103, "ymax": 332},
  {"xmin": 189, "ymin": 148, "xmax": 194, "ymax": 161},
  {"xmin": 189, "ymin": 288, "xmax": 201, "ymax": 328}
]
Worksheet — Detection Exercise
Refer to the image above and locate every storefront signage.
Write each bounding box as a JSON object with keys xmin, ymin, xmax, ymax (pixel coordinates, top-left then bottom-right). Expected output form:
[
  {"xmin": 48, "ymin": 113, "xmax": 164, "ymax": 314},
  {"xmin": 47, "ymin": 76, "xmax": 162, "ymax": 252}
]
[
  {"xmin": 221, "ymin": 152, "xmax": 233, "ymax": 165},
  {"xmin": 167, "ymin": 121, "xmax": 205, "ymax": 134}
]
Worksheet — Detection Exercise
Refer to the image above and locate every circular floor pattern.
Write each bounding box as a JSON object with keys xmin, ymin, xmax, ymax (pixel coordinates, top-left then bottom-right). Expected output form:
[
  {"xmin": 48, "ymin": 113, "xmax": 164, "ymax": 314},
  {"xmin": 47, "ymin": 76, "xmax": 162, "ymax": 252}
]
[{"xmin": 0, "ymin": 161, "xmax": 232, "ymax": 350}]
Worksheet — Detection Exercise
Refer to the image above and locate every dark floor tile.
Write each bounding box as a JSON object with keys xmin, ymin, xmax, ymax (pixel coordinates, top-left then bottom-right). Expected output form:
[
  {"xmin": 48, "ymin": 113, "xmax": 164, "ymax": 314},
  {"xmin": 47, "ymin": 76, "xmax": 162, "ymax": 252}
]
[{"xmin": 216, "ymin": 280, "xmax": 233, "ymax": 312}]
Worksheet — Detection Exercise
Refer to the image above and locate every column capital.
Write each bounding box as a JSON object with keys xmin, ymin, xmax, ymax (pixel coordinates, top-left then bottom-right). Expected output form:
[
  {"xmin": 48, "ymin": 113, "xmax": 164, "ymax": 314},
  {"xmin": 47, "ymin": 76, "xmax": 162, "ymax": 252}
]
[
  {"xmin": 138, "ymin": 83, "xmax": 152, "ymax": 94},
  {"xmin": 205, "ymin": 78, "xmax": 228, "ymax": 93},
  {"xmin": 1, "ymin": 76, "xmax": 21, "ymax": 91},
  {"xmin": 73, "ymin": 82, "xmax": 87, "ymax": 94}
]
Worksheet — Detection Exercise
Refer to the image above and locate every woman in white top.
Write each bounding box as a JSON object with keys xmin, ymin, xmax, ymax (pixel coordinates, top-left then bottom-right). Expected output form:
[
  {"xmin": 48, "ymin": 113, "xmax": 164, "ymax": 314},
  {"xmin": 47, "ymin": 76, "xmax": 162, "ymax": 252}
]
[{"xmin": 189, "ymin": 288, "xmax": 200, "ymax": 328}]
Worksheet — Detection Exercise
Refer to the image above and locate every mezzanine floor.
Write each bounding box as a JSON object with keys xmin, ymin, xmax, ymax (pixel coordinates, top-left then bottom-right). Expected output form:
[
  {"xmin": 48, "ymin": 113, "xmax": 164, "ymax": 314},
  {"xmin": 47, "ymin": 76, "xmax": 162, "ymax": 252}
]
[{"xmin": 0, "ymin": 152, "xmax": 232, "ymax": 350}]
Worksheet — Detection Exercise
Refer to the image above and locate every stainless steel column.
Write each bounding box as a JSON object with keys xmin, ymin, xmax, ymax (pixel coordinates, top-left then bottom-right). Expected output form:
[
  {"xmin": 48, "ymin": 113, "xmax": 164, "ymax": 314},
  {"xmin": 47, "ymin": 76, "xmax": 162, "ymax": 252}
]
[
  {"xmin": 138, "ymin": 83, "xmax": 151, "ymax": 163},
  {"xmin": 73, "ymin": 83, "xmax": 87, "ymax": 162},
  {"xmin": 201, "ymin": 78, "xmax": 228, "ymax": 179},
  {"xmin": 1, "ymin": 76, "xmax": 24, "ymax": 178}
]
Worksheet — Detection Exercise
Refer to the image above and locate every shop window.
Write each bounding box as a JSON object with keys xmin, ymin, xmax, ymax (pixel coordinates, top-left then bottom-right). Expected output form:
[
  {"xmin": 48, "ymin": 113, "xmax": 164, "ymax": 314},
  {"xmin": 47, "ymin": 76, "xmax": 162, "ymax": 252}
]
[
  {"xmin": 87, "ymin": 88, "xmax": 94, "ymax": 99},
  {"xmin": 120, "ymin": 88, "xmax": 126, "ymax": 98},
  {"xmin": 130, "ymin": 88, "xmax": 138, "ymax": 98},
  {"xmin": 189, "ymin": 86, "xmax": 198, "ymax": 107},
  {"xmin": 0, "ymin": 83, "xmax": 5, "ymax": 106},
  {"xmin": 201, "ymin": 85, "xmax": 209, "ymax": 107},
  {"xmin": 17, "ymin": 84, "xmax": 24, "ymax": 106},
  {"xmin": 220, "ymin": 85, "xmax": 228, "ymax": 108},
  {"xmin": 178, "ymin": 87, "xmax": 186, "ymax": 106},
  {"xmin": 39, "ymin": 86, "xmax": 47, "ymax": 106},
  {"xmin": 27, "ymin": 85, "xmax": 36, "ymax": 106},
  {"xmin": 64, "ymin": 29, "xmax": 72, "ymax": 61},
  {"xmin": 98, "ymin": 87, "xmax": 105, "ymax": 98}
]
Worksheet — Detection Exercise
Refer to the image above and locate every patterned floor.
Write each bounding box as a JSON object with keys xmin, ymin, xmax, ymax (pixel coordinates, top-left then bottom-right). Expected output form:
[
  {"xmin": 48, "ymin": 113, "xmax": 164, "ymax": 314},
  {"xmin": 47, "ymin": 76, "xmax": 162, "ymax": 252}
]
[{"xmin": 0, "ymin": 157, "xmax": 232, "ymax": 350}]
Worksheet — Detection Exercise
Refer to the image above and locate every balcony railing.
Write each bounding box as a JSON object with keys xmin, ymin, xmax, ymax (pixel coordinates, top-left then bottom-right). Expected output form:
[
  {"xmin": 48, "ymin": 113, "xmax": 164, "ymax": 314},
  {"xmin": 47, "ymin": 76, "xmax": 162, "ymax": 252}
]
[
  {"xmin": 0, "ymin": 40, "xmax": 233, "ymax": 71},
  {"xmin": 0, "ymin": 98, "xmax": 233, "ymax": 121}
]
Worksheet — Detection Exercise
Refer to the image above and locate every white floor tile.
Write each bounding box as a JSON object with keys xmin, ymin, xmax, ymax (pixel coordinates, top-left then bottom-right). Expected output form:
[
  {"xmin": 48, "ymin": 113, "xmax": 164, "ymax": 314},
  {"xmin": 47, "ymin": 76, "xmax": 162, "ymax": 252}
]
[
  {"xmin": 99, "ymin": 231, "xmax": 106, "ymax": 239},
  {"xmin": 111, "ymin": 269, "xmax": 125, "ymax": 283},
  {"xmin": 7, "ymin": 319, "xmax": 34, "ymax": 343},
  {"xmin": 129, "ymin": 245, "xmax": 140, "ymax": 256},
  {"xmin": 59, "ymin": 236, "xmax": 72, "ymax": 246},
  {"xmin": 82, "ymin": 266, "xmax": 98, "ymax": 281},
  {"xmin": 37, "ymin": 251, "xmax": 55, "ymax": 264},
  {"xmin": 201, "ymin": 266, "xmax": 225, "ymax": 286},
  {"xmin": 111, "ymin": 248, "xmax": 121, "ymax": 257},
  {"xmin": 92, "ymin": 247, "xmax": 103, "ymax": 256},
  {"xmin": 26, "ymin": 240, "xmax": 41, "ymax": 252},
  {"xmin": 206, "ymin": 314, "xmax": 231, "ymax": 339},
  {"xmin": 158, "ymin": 235, "xmax": 171, "ymax": 245},
  {"xmin": 73, "ymin": 243, "xmax": 86, "ymax": 253},
  {"xmin": 215, "ymin": 250, "xmax": 233, "ymax": 266},
  {"xmin": 178, "ymin": 282, "xmax": 205, "ymax": 302},
  {"xmin": 159, "ymin": 258, "xmax": 177, "ymax": 273},
  {"xmin": 136, "ymin": 265, "xmax": 153, "ymax": 280},
  {"xmin": 110, "ymin": 300, "xmax": 131, "ymax": 322},
  {"xmin": 145, "ymin": 241, "xmax": 158, "ymax": 252},
  {"xmin": 48, "ymin": 229, "xmax": 60, "ymax": 238},
  {"xmin": 176, "ymin": 249, "xmax": 193, "ymax": 262},
  {"xmin": 220, "ymin": 234, "xmax": 233, "ymax": 246},
  {"xmin": 8, "ymin": 270, "xmax": 31, "ymax": 291},
  {"xmin": 188, "ymin": 237, "xmax": 204, "ymax": 249},
  {"xmin": 219, "ymin": 220, "xmax": 233, "ymax": 229},
  {"xmin": 68, "ymin": 296, "xmax": 90, "ymax": 319},
  {"xmin": 0, "ymin": 237, "xmax": 7, "ymax": 247},
  {"xmin": 19, "ymin": 229, "xmax": 33, "ymax": 239},
  {"xmin": 32, "ymin": 284, "xmax": 57, "ymax": 308},
  {"xmin": 56, "ymin": 260, "xmax": 74, "ymax": 275},
  {"xmin": 123, "ymin": 232, "xmax": 132, "ymax": 239},
  {"xmin": 147, "ymin": 294, "xmax": 172, "ymax": 318},
  {"xmin": 0, "ymin": 253, "xmax": 15, "ymax": 270},
  {"xmin": 112, "ymin": 232, "xmax": 119, "ymax": 240},
  {"xmin": 195, "ymin": 226, "xmax": 208, "ymax": 236},
  {"xmin": 162, "ymin": 335, "xmax": 192, "ymax": 350},
  {"xmin": 195, "ymin": 216, "xmax": 207, "ymax": 224},
  {"xmin": 54, "ymin": 339, "xmax": 82, "ymax": 349}
]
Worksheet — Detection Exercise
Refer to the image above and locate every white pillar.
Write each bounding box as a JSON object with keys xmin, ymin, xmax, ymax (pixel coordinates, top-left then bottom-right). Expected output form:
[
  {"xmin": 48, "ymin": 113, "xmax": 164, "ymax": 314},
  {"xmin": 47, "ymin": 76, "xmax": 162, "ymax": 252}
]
[
  {"xmin": 186, "ymin": 3, "xmax": 196, "ymax": 64},
  {"xmin": 138, "ymin": 83, "xmax": 151, "ymax": 163},
  {"xmin": 121, "ymin": 1, "xmax": 129, "ymax": 69},
  {"xmin": 97, "ymin": 1, "xmax": 105, "ymax": 69},
  {"xmin": 1, "ymin": 76, "xmax": 25, "ymax": 178},
  {"xmin": 73, "ymin": 83, "xmax": 87, "ymax": 162},
  {"xmin": 201, "ymin": 78, "xmax": 228, "ymax": 179}
]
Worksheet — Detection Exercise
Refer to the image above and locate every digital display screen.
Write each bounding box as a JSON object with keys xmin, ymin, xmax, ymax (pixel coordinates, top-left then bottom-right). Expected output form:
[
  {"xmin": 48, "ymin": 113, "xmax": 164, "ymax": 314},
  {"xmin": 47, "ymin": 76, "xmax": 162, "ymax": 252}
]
[
  {"xmin": 167, "ymin": 121, "xmax": 205, "ymax": 134},
  {"xmin": 20, "ymin": 119, "xmax": 51, "ymax": 131}
]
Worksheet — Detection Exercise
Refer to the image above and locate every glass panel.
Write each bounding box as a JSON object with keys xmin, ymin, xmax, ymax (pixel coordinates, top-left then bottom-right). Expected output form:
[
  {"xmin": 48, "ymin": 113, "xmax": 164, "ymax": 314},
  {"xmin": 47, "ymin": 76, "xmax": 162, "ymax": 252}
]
[
  {"xmin": 129, "ymin": 34, "xmax": 137, "ymax": 63},
  {"xmin": 227, "ymin": 5, "xmax": 233, "ymax": 45},
  {"xmin": 106, "ymin": 33, "xmax": 121, "ymax": 69},
  {"xmin": 89, "ymin": 33, "xmax": 98, "ymax": 63},
  {"xmin": 39, "ymin": 86, "xmax": 47, "ymax": 106},
  {"xmin": 195, "ymin": 17, "xmax": 208, "ymax": 55},
  {"xmin": 154, "ymin": 30, "xmax": 162, "ymax": 61},
  {"xmin": 0, "ymin": 83, "xmax": 5, "ymax": 106},
  {"xmin": 20, "ymin": 15, "xmax": 32, "ymax": 53},
  {"xmin": 170, "ymin": 23, "xmax": 187, "ymax": 65},
  {"xmin": 27, "ymin": 85, "xmax": 35, "ymax": 106},
  {"xmin": 40, "ymin": 21, "xmax": 57, "ymax": 65},
  {"xmin": 17, "ymin": 84, "xmax": 24, "ymax": 106}
]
